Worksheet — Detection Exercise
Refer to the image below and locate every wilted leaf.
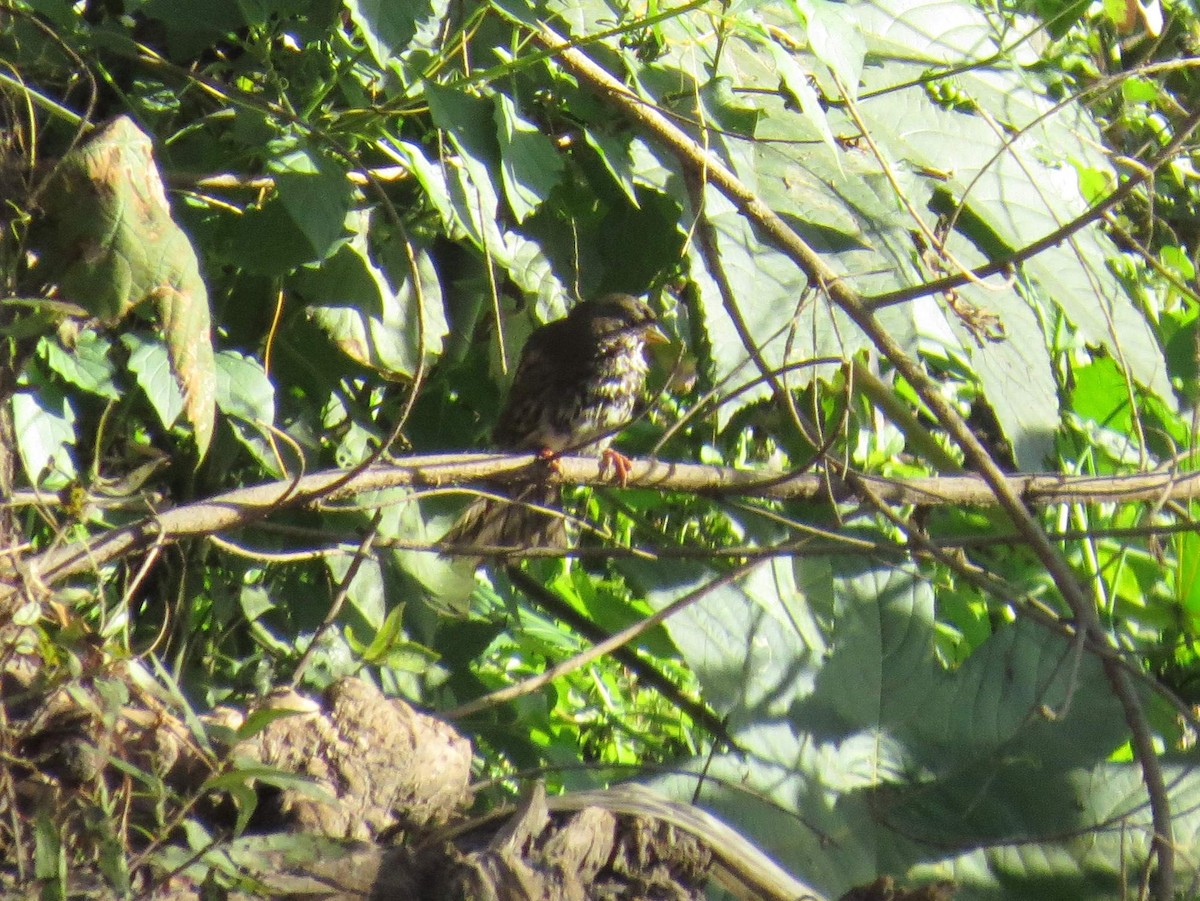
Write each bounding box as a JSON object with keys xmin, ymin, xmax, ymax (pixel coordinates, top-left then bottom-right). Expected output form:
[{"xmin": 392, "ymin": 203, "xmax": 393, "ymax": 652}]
[{"xmin": 35, "ymin": 116, "xmax": 216, "ymax": 456}]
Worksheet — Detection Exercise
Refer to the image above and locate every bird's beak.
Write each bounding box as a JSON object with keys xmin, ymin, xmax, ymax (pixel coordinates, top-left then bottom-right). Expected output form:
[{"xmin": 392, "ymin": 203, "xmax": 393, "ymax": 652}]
[{"xmin": 643, "ymin": 324, "xmax": 670, "ymax": 345}]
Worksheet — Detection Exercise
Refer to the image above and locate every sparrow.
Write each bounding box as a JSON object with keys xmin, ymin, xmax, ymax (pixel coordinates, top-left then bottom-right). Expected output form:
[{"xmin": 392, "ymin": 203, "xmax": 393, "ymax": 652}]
[{"xmin": 440, "ymin": 293, "xmax": 667, "ymax": 559}]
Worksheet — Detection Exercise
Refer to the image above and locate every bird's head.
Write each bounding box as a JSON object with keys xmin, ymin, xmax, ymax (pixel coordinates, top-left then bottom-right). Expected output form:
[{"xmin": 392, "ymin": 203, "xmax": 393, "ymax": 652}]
[{"xmin": 567, "ymin": 294, "xmax": 669, "ymax": 346}]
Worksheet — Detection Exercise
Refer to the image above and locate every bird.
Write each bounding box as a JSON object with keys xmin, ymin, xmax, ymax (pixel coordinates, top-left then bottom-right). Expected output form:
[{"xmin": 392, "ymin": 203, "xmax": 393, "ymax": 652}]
[{"xmin": 440, "ymin": 293, "xmax": 667, "ymax": 560}]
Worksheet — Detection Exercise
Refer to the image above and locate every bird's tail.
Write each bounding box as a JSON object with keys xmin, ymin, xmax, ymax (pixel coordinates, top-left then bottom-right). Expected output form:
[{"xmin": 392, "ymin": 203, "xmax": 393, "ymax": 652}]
[{"xmin": 438, "ymin": 481, "xmax": 567, "ymax": 561}]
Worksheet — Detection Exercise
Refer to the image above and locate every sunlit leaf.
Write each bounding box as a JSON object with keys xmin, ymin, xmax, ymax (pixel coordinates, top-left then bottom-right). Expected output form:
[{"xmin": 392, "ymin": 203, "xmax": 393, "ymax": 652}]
[
  {"xmin": 13, "ymin": 362, "xmax": 77, "ymax": 486},
  {"xmin": 33, "ymin": 115, "xmax": 217, "ymax": 455}
]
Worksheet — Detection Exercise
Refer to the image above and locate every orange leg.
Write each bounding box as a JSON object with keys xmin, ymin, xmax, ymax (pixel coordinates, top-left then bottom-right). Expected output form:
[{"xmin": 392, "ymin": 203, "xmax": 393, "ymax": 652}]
[
  {"xmin": 535, "ymin": 447, "xmax": 563, "ymax": 474},
  {"xmin": 600, "ymin": 448, "xmax": 633, "ymax": 487}
]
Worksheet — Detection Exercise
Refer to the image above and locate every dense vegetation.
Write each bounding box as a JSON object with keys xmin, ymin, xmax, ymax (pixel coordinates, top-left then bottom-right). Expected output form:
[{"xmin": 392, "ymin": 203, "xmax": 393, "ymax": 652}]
[{"xmin": 1, "ymin": 0, "xmax": 1199, "ymax": 896}]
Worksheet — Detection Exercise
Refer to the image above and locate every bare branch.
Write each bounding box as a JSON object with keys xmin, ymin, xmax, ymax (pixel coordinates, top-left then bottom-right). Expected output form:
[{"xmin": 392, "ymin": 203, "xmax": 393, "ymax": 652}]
[{"xmin": 8, "ymin": 452, "xmax": 1200, "ymax": 603}]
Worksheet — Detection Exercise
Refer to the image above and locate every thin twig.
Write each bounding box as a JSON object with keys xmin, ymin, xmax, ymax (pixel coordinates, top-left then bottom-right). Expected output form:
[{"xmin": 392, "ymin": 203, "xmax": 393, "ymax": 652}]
[
  {"xmin": 444, "ymin": 560, "xmax": 761, "ymax": 719},
  {"xmin": 504, "ymin": 565, "xmax": 737, "ymax": 747},
  {"xmin": 288, "ymin": 509, "xmax": 384, "ymax": 689}
]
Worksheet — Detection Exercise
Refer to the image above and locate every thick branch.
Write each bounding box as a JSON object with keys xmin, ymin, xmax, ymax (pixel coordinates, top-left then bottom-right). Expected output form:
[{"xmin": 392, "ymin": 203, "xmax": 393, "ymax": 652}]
[{"xmin": 8, "ymin": 453, "xmax": 1200, "ymax": 604}]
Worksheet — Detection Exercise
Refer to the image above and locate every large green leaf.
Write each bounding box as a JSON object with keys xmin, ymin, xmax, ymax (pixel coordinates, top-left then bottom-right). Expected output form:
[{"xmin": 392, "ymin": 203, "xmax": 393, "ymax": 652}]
[
  {"xmin": 630, "ymin": 553, "xmax": 1192, "ymax": 898},
  {"xmin": 494, "ymin": 93, "xmax": 566, "ymax": 222},
  {"xmin": 266, "ymin": 134, "xmax": 353, "ymax": 264},
  {"xmin": 935, "ymin": 232, "xmax": 1060, "ymax": 469},
  {"xmin": 865, "ymin": 86, "xmax": 1163, "ymax": 384},
  {"xmin": 852, "ymin": 0, "xmax": 1008, "ymax": 64},
  {"xmin": 561, "ymin": 0, "xmax": 1169, "ymax": 446},
  {"xmin": 618, "ymin": 32, "xmax": 925, "ymax": 425},
  {"xmin": 345, "ymin": 0, "xmax": 435, "ymax": 67},
  {"xmin": 294, "ymin": 214, "xmax": 448, "ymax": 378},
  {"xmin": 427, "ymin": 83, "xmax": 573, "ymax": 312},
  {"xmin": 623, "ymin": 556, "xmax": 826, "ymax": 723},
  {"xmin": 35, "ymin": 116, "xmax": 216, "ymax": 456}
]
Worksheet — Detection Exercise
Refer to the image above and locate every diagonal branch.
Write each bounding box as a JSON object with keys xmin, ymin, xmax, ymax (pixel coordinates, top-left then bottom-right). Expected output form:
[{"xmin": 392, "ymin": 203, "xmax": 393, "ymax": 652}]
[{"xmin": 532, "ymin": 23, "xmax": 1175, "ymax": 898}]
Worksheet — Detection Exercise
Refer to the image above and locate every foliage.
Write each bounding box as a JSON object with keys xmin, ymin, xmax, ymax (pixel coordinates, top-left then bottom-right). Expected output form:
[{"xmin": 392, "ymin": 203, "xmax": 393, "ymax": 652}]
[{"xmin": 1, "ymin": 0, "xmax": 1199, "ymax": 897}]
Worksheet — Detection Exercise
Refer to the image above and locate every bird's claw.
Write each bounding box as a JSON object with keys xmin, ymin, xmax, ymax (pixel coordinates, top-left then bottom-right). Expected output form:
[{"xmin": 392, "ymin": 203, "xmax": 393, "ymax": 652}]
[
  {"xmin": 536, "ymin": 447, "xmax": 563, "ymax": 474},
  {"xmin": 600, "ymin": 448, "xmax": 633, "ymax": 487}
]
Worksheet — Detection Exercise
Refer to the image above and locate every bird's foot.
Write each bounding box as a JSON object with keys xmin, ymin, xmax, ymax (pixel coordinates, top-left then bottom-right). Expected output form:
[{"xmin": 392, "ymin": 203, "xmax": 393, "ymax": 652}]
[
  {"xmin": 535, "ymin": 447, "xmax": 563, "ymax": 475},
  {"xmin": 600, "ymin": 448, "xmax": 633, "ymax": 487}
]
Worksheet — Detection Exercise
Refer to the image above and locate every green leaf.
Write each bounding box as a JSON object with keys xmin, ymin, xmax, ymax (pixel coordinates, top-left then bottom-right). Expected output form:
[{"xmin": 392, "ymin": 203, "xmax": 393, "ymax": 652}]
[
  {"xmin": 40, "ymin": 332, "xmax": 121, "ymax": 400},
  {"xmin": 138, "ymin": 0, "xmax": 244, "ymax": 57},
  {"xmin": 960, "ymin": 289, "xmax": 1059, "ymax": 469},
  {"xmin": 1070, "ymin": 356, "xmax": 1132, "ymax": 431},
  {"xmin": 34, "ymin": 808, "xmax": 66, "ymax": 895},
  {"xmin": 851, "ymin": 0, "xmax": 1005, "ymax": 65},
  {"xmin": 494, "ymin": 93, "xmax": 566, "ymax": 222},
  {"xmin": 240, "ymin": 584, "xmax": 276, "ymax": 621},
  {"xmin": 1120, "ymin": 74, "xmax": 1159, "ymax": 103},
  {"xmin": 756, "ymin": 30, "xmax": 841, "ymax": 162},
  {"xmin": 205, "ymin": 763, "xmax": 333, "ymax": 800},
  {"xmin": 267, "ymin": 135, "xmax": 353, "ymax": 263},
  {"xmin": 215, "ymin": 349, "xmax": 279, "ymax": 472},
  {"xmin": 13, "ymin": 362, "xmax": 77, "ymax": 486},
  {"xmin": 687, "ymin": 201, "xmax": 914, "ymax": 428},
  {"xmin": 357, "ymin": 602, "xmax": 407, "ymax": 663},
  {"xmin": 215, "ymin": 350, "xmax": 275, "ymax": 425},
  {"xmin": 326, "ymin": 548, "xmax": 386, "ymax": 629},
  {"xmin": 623, "ymin": 557, "xmax": 827, "ymax": 724},
  {"xmin": 377, "ymin": 138, "xmax": 456, "ymax": 228},
  {"xmin": 426, "ymin": 83, "xmax": 509, "ymax": 247},
  {"xmin": 644, "ymin": 556, "xmax": 1177, "ymax": 899},
  {"xmin": 296, "ymin": 216, "xmax": 448, "ymax": 377},
  {"xmin": 123, "ymin": 333, "xmax": 185, "ymax": 434},
  {"xmin": 936, "ymin": 231, "xmax": 1060, "ymax": 469},
  {"xmin": 427, "ymin": 83, "xmax": 572, "ymax": 310},
  {"xmin": 698, "ymin": 77, "xmax": 760, "ymax": 137},
  {"xmin": 864, "ymin": 84, "xmax": 1172, "ymax": 408},
  {"xmin": 345, "ymin": 0, "xmax": 434, "ymax": 67},
  {"xmin": 582, "ymin": 128, "xmax": 641, "ymax": 208},
  {"xmin": 1175, "ymin": 532, "xmax": 1200, "ymax": 628},
  {"xmin": 235, "ymin": 707, "xmax": 306, "ymax": 741},
  {"xmin": 790, "ymin": 0, "xmax": 866, "ymax": 97},
  {"xmin": 353, "ymin": 604, "xmax": 439, "ymax": 671}
]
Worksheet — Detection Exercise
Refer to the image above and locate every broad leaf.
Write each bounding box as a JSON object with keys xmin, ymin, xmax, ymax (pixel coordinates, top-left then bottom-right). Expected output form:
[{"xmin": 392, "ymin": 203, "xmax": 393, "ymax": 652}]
[
  {"xmin": 636, "ymin": 554, "xmax": 1187, "ymax": 899},
  {"xmin": 267, "ymin": 134, "xmax": 353, "ymax": 264},
  {"xmin": 13, "ymin": 362, "xmax": 77, "ymax": 486},
  {"xmin": 34, "ymin": 116, "xmax": 216, "ymax": 455},
  {"xmin": 345, "ymin": 0, "xmax": 435, "ymax": 67},
  {"xmin": 40, "ymin": 332, "xmax": 120, "ymax": 401},
  {"xmin": 295, "ymin": 215, "xmax": 448, "ymax": 378},
  {"xmin": 123, "ymin": 333, "xmax": 185, "ymax": 435},
  {"xmin": 215, "ymin": 350, "xmax": 279, "ymax": 474},
  {"xmin": 494, "ymin": 93, "xmax": 566, "ymax": 222}
]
